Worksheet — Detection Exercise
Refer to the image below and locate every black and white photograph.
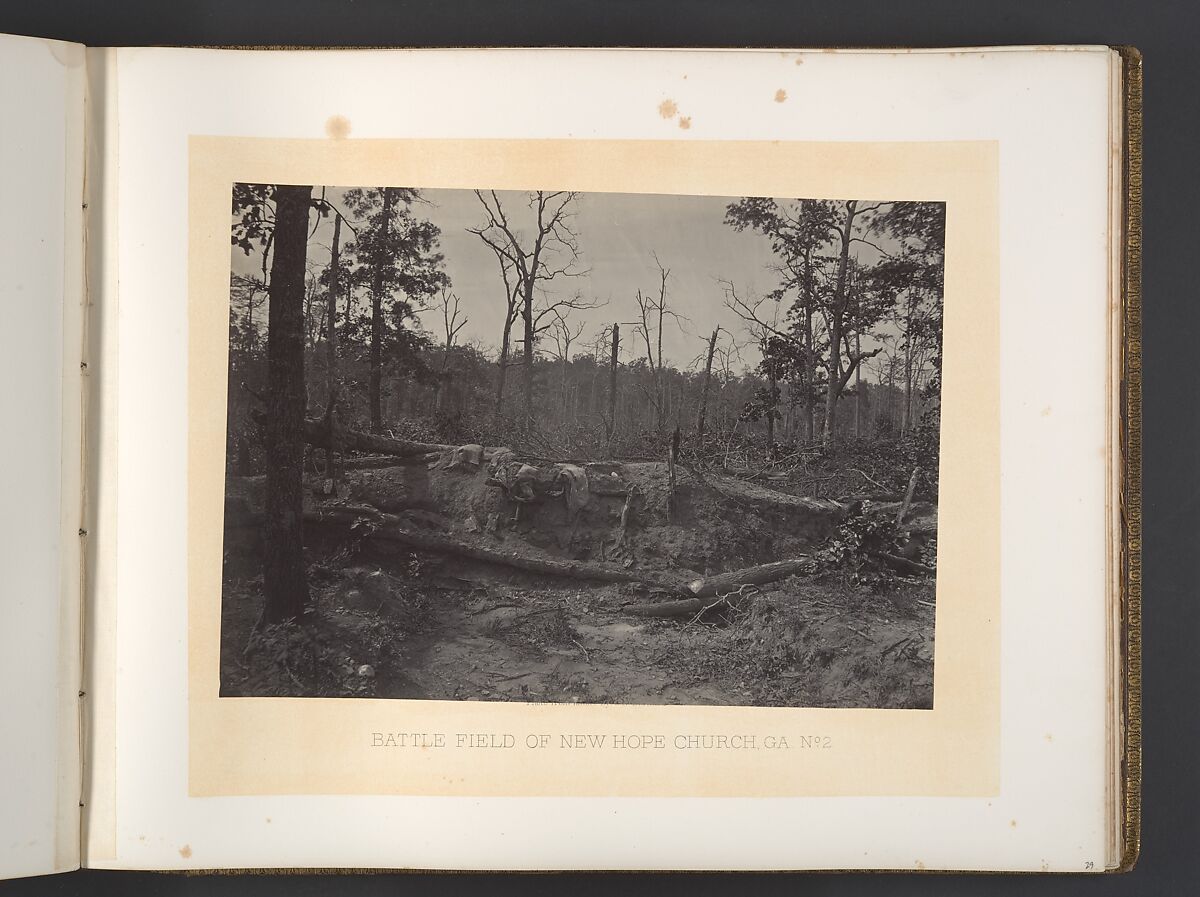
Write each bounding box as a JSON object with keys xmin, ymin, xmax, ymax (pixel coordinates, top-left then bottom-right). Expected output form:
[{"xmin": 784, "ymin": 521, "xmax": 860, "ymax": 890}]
[{"xmin": 219, "ymin": 184, "xmax": 945, "ymax": 709}]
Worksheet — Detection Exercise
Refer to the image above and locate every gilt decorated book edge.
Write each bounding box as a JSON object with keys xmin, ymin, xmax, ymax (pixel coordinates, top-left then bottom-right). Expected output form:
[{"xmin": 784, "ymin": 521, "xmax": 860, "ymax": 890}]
[{"xmin": 1115, "ymin": 43, "xmax": 1143, "ymax": 875}]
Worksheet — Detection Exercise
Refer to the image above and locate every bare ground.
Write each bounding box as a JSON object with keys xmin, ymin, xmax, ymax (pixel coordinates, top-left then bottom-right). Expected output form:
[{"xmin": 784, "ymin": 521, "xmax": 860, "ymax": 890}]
[
  {"xmin": 220, "ymin": 555, "xmax": 934, "ymax": 709},
  {"xmin": 219, "ymin": 458, "xmax": 935, "ymax": 709}
]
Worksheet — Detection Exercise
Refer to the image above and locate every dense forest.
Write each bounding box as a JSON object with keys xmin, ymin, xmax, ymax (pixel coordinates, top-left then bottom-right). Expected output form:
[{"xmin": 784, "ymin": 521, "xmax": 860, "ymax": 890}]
[{"xmin": 221, "ymin": 185, "xmax": 944, "ymax": 709}]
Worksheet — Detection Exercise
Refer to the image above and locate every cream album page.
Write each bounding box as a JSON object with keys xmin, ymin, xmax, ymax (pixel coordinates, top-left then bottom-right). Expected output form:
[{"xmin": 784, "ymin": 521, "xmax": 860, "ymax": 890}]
[{"xmin": 84, "ymin": 46, "xmax": 1119, "ymax": 872}]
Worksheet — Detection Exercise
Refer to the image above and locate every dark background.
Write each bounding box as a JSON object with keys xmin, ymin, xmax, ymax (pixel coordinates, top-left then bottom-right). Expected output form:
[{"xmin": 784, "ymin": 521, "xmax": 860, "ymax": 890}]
[{"xmin": 0, "ymin": 1, "xmax": 1194, "ymax": 895}]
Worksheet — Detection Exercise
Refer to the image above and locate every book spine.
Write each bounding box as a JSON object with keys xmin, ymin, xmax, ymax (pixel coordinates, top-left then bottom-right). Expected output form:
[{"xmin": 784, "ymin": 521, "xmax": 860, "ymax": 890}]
[{"xmin": 1115, "ymin": 43, "xmax": 1143, "ymax": 875}]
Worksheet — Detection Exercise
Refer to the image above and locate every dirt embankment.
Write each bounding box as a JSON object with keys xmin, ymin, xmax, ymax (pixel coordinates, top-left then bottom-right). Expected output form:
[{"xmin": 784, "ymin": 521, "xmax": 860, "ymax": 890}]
[{"xmin": 365, "ymin": 458, "xmax": 840, "ymax": 571}]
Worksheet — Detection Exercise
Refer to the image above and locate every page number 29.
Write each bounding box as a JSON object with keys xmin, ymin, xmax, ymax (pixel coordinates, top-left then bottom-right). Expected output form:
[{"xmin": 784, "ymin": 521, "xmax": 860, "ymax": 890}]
[{"xmin": 1084, "ymin": 861, "xmax": 1095, "ymax": 870}]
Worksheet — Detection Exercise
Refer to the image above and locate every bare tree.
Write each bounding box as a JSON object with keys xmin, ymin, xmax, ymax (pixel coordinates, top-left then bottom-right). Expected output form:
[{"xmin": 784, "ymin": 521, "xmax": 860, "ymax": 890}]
[
  {"xmin": 474, "ymin": 236, "xmax": 523, "ymax": 410},
  {"xmin": 695, "ymin": 327, "xmax": 722, "ymax": 443},
  {"xmin": 427, "ymin": 288, "xmax": 468, "ymax": 413},
  {"xmin": 780, "ymin": 202, "xmax": 823, "ymax": 443},
  {"xmin": 632, "ymin": 254, "xmax": 688, "ymax": 432},
  {"xmin": 719, "ymin": 280, "xmax": 788, "ymax": 457},
  {"xmin": 607, "ymin": 324, "xmax": 620, "ymax": 442},
  {"xmin": 579, "ymin": 325, "xmax": 613, "ymax": 421},
  {"xmin": 230, "ymin": 273, "xmax": 267, "ymax": 361},
  {"xmin": 468, "ymin": 190, "xmax": 587, "ymax": 425},
  {"xmin": 821, "ymin": 201, "xmax": 884, "ymax": 444},
  {"xmin": 546, "ymin": 307, "xmax": 586, "ymax": 417}
]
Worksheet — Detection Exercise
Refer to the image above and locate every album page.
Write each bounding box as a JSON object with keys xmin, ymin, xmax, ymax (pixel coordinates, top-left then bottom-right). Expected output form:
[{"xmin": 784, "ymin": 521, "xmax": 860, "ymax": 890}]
[
  {"xmin": 0, "ymin": 31, "xmax": 86, "ymax": 880},
  {"xmin": 83, "ymin": 45, "xmax": 1122, "ymax": 872}
]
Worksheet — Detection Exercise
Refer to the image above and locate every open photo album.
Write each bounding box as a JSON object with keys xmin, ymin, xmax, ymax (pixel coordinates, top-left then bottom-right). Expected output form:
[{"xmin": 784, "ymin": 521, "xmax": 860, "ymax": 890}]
[{"xmin": 0, "ymin": 34, "xmax": 1140, "ymax": 877}]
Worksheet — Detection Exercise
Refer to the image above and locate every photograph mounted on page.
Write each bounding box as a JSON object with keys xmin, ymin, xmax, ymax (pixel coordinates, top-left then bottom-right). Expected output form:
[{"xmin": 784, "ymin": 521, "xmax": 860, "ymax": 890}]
[{"xmin": 218, "ymin": 183, "xmax": 945, "ymax": 710}]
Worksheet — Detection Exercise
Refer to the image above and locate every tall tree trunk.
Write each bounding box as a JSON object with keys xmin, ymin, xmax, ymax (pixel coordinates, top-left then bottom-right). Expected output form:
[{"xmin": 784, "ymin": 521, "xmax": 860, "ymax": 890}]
[
  {"xmin": 368, "ymin": 187, "xmax": 395, "ymax": 434},
  {"xmin": 854, "ymin": 329, "xmax": 862, "ymax": 439},
  {"xmin": 902, "ymin": 291, "xmax": 914, "ymax": 434},
  {"xmin": 607, "ymin": 324, "xmax": 620, "ymax": 441},
  {"xmin": 324, "ymin": 213, "xmax": 342, "ymax": 489},
  {"xmin": 696, "ymin": 327, "xmax": 718, "ymax": 443},
  {"xmin": 561, "ymin": 353, "xmax": 570, "ymax": 416},
  {"xmin": 521, "ymin": 279, "xmax": 536, "ymax": 427},
  {"xmin": 655, "ymin": 301, "xmax": 665, "ymax": 431},
  {"xmin": 801, "ymin": 305, "xmax": 815, "ymax": 443},
  {"xmin": 495, "ymin": 320, "xmax": 511, "ymax": 411},
  {"xmin": 766, "ymin": 361, "xmax": 777, "ymax": 460},
  {"xmin": 799, "ymin": 242, "xmax": 816, "ymax": 445},
  {"xmin": 244, "ymin": 289, "xmax": 255, "ymax": 361},
  {"xmin": 304, "ymin": 277, "xmax": 314, "ymax": 347},
  {"xmin": 262, "ymin": 185, "xmax": 312, "ymax": 625},
  {"xmin": 823, "ymin": 201, "xmax": 857, "ymax": 445},
  {"xmin": 887, "ymin": 359, "xmax": 898, "ymax": 431},
  {"xmin": 433, "ymin": 354, "xmax": 448, "ymax": 414}
]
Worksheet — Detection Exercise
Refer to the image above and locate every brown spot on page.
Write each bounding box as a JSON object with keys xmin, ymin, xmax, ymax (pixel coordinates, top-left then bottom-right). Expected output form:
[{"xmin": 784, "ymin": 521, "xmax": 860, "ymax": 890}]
[
  {"xmin": 178, "ymin": 845, "xmax": 192, "ymax": 859},
  {"xmin": 657, "ymin": 99, "xmax": 678, "ymax": 119},
  {"xmin": 324, "ymin": 115, "xmax": 352, "ymax": 139},
  {"xmin": 678, "ymin": 116, "xmax": 692, "ymax": 130},
  {"xmin": 775, "ymin": 89, "xmax": 788, "ymax": 103}
]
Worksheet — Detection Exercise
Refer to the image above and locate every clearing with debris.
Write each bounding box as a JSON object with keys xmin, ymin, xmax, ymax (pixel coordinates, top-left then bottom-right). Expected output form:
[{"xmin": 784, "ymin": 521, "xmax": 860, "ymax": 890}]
[{"xmin": 220, "ymin": 443, "xmax": 937, "ymax": 708}]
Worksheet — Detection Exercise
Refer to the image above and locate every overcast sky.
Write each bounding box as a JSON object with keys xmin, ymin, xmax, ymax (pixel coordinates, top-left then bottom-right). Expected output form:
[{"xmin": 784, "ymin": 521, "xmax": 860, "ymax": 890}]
[{"xmin": 232, "ymin": 186, "xmax": 901, "ymax": 372}]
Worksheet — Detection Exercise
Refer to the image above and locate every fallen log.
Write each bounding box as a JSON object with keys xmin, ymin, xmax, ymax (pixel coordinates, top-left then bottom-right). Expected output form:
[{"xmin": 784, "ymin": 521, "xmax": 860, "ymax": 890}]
[
  {"xmin": 626, "ymin": 597, "xmax": 712, "ymax": 618},
  {"xmin": 683, "ymin": 462, "xmax": 847, "ymax": 519},
  {"xmin": 340, "ymin": 455, "xmax": 438, "ymax": 471},
  {"xmin": 304, "ymin": 506, "xmax": 688, "ymax": 594},
  {"xmin": 343, "ymin": 488, "xmax": 437, "ymax": 514},
  {"xmin": 301, "ymin": 419, "xmax": 456, "ymax": 457},
  {"xmin": 626, "ymin": 581, "xmax": 764, "ymax": 619},
  {"xmin": 872, "ymin": 551, "xmax": 935, "ymax": 576},
  {"xmin": 903, "ymin": 514, "xmax": 938, "ymax": 537},
  {"xmin": 687, "ymin": 557, "xmax": 815, "ymax": 598}
]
